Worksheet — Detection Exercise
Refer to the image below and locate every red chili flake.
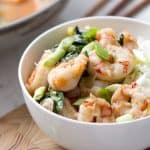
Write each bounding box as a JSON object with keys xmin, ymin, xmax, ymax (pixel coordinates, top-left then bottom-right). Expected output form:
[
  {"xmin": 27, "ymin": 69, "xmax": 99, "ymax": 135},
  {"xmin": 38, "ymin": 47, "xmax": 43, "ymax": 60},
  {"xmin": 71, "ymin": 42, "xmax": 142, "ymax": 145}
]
[
  {"xmin": 119, "ymin": 61, "xmax": 129, "ymax": 73},
  {"xmin": 131, "ymin": 82, "xmax": 137, "ymax": 88}
]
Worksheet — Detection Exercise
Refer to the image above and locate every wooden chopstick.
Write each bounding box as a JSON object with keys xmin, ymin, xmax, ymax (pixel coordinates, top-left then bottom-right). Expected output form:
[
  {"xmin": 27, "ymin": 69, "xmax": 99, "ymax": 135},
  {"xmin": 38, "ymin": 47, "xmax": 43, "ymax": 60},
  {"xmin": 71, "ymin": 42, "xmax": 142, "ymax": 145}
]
[
  {"xmin": 83, "ymin": 0, "xmax": 108, "ymax": 17},
  {"xmin": 120, "ymin": 0, "xmax": 150, "ymax": 17},
  {"xmin": 105, "ymin": 0, "xmax": 130, "ymax": 15}
]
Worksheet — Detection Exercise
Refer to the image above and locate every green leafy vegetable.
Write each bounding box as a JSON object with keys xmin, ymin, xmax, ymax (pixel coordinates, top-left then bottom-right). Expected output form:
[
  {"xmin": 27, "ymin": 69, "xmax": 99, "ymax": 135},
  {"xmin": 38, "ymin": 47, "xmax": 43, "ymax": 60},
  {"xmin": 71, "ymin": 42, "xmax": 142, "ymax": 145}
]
[
  {"xmin": 43, "ymin": 37, "xmax": 74, "ymax": 67},
  {"xmin": 49, "ymin": 89, "xmax": 64, "ymax": 113},
  {"xmin": 62, "ymin": 35, "xmax": 89, "ymax": 61},
  {"xmin": 116, "ymin": 114, "xmax": 133, "ymax": 123},
  {"xmin": 73, "ymin": 98, "xmax": 86, "ymax": 106},
  {"xmin": 74, "ymin": 26, "xmax": 82, "ymax": 35},
  {"xmin": 73, "ymin": 35, "xmax": 89, "ymax": 46},
  {"xmin": 118, "ymin": 33, "xmax": 124, "ymax": 46},
  {"xmin": 33, "ymin": 86, "xmax": 46, "ymax": 101}
]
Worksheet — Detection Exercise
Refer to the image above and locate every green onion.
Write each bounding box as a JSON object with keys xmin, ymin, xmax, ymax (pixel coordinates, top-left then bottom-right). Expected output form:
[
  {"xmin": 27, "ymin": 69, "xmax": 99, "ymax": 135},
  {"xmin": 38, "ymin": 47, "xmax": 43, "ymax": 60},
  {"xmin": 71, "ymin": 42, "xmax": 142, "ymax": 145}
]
[
  {"xmin": 98, "ymin": 87, "xmax": 113, "ymax": 103},
  {"xmin": 43, "ymin": 37, "xmax": 74, "ymax": 67},
  {"xmin": 33, "ymin": 86, "xmax": 46, "ymax": 101},
  {"xmin": 94, "ymin": 42, "xmax": 109, "ymax": 61},
  {"xmin": 83, "ymin": 27, "xmax": 99, "ymax": 40},
  {"xmin": 82, "ymin": 41, "xmax": 109, "ymax": 61},
  {"xmin": 67, "ymin": 26, "xmax": 75, "ymax": 35},
  {"xmin": 116, "ymin": 114, "xmax": 133, "ymax": 123},
  {"xmin": 73, "ymin": 98, "xmax": 86, "ymax": 106}
]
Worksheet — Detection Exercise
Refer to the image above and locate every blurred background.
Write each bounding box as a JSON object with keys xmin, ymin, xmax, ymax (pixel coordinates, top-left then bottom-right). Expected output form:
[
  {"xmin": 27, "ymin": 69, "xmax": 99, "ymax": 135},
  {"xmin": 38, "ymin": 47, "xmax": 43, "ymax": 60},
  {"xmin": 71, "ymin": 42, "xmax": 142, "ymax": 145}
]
[{"xmin": 0, "ymin": 0, "xmax": 150, "ymax": 117}]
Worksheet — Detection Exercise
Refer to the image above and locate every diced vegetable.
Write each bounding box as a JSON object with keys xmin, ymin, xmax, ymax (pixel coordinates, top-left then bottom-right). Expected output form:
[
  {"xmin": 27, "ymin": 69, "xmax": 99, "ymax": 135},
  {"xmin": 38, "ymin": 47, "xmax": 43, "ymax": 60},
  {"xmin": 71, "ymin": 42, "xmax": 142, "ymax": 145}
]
[
  {"xmin": 106, "ymin": 84, "xmax": 121, "ymax": 92},
  {"xmin": 44, "ymin": 37, "xmax": 74, "ymax": 67},
  {"xmin": 83, "ymin": 27, "xmax": 99, "ymax": 41},
  {"xmin": 40, "ymin": 98, "xmax": 54, "ymax": 111},
  {"xmin": 67, "ymin": 26, "xmax": 75, "ymax": 36},
  {"xmin": 98, "ymin": 87, "xmax": 113, "ymax": 103},
  {"xmin": 73, "ymin": 98, "xmax": 86, "ymax": 106},
  {"xmin": 116, "ymin": 114, "xmax": 133, "ymax": 123},
  {"xmin": 95, "ymin": 42, "xmax": 109, "ymax": 61},
  {"xmin": 82, "ymin": 41, "xmax": 109, "ymax": 61},
  {"xmin": 118, "ymin": 33, "xmax": 124, "ymax": 46},
  {"xmin": 33, "ymin": 86, "xmax": 46, "ymax": 101}
]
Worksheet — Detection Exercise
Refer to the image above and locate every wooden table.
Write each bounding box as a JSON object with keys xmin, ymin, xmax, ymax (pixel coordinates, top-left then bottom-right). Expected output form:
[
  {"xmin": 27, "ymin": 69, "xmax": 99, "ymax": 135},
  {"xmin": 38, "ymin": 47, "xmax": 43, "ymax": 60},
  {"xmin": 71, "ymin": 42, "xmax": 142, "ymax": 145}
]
[{"xmin": 0, "ymin": 105, "xmax": 64, "ymax": 150}]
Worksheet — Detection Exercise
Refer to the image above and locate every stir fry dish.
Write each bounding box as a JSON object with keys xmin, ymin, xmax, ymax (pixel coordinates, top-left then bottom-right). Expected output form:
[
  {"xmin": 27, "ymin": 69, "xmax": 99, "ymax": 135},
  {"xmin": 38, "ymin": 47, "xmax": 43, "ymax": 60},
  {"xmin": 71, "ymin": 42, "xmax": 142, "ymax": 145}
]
[
  {"xmin": 0, "ymin": 0, "xmax": 52, "ymax": 25},
  {"xmin": 26, "ymin": 26, "xmax": 150, "ymax": 123}
]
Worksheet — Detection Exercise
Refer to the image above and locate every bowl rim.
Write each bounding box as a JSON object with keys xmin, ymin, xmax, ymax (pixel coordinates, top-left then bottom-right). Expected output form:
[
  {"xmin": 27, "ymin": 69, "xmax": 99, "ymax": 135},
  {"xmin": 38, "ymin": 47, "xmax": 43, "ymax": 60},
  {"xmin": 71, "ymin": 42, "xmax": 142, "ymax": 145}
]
[
  {"xmin": 0, "ymin": 0, "xmax": 61, "ymax": 31},
  {"xmin": 18, "ymin": 16, "xmax": 150, "ymax": 127}
]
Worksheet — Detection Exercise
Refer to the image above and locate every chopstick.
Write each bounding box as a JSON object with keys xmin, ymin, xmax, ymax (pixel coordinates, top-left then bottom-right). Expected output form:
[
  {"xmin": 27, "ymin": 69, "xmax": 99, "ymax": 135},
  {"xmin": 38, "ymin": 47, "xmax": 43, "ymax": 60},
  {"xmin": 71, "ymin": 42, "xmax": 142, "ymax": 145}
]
[
  {"xmin": 120, "ymin": 0, "xmax": 150, "ymax": 17},
  {"xmin": 83, "ymin": 0, "xmax": 108, "ymax": 17},
  {"xmin": 105, "ymin": 0, "xmax": 130, "ymax": 15}
]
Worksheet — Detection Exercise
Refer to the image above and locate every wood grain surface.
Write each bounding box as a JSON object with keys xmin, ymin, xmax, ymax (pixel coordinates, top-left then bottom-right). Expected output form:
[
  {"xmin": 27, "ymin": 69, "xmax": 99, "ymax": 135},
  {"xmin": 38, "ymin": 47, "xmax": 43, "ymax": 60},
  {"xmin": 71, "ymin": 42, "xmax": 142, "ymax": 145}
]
[{"xmin": 0, "ymin": 105, "xmax": 64, "ymax": 150}]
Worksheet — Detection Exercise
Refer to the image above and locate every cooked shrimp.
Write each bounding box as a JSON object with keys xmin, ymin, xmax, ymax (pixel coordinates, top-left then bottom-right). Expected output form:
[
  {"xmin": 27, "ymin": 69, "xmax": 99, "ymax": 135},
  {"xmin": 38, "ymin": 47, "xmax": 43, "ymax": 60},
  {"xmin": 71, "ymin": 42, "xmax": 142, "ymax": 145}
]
[
  {"xmin": 61, "ymin": 98, "xmax": 78, "ymax": 120},
  {"xmin": 96, "ymin": 28, "xmax": 119, "ymax": 47},
  {"xmin": 120, "ymin": 30, "xmax": 138, "ymax": 50},
  {"xmin": 111, "ymin": 84, "xmax": 150, "ymax": 119},
  {"xmin": 78, "ymin": 94, "xmax": 114, "ymax": 123},
  {"xmin": 48, "ymin": 54, "xmax": 88, "ymax": 92},
  {"xmin": 26, "ymin": 50, "xmax": 52, "ymax": 94},
  {"xmin": 111, "ymin": 84, "xmax": 132, "ymax": 117},
  {"xmin": 88, "ymin": 45, "xmax": 135, "ymax": 82}
]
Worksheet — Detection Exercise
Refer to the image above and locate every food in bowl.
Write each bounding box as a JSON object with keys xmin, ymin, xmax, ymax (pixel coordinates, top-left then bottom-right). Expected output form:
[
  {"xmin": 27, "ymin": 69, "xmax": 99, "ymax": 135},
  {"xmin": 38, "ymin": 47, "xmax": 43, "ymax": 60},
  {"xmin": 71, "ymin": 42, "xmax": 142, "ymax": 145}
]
[
  {"xmin": 26, "ymin": 25, "xmax": 150, "ymax": 123},
  {"xmin": 0, "ymin": 0, "xmax": 53, "ymax": 25}
]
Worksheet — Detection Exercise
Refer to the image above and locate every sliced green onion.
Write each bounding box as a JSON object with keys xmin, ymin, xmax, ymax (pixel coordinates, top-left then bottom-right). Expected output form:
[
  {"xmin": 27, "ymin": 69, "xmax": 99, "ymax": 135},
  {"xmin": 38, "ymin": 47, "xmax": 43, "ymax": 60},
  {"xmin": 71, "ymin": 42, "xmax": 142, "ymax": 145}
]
[
  {"xmin": 83, "ymin": 27, "xmax": 99, "ymax": 40},
  {"xmin": 98, "ymin": 87, "xmax": 113, "ymax": 103},
  {"xmin": 94, "ymin": 42, "xmax": 109, "ymax": 61},
  {"xmin": 73, "ymin": 98, "xmax": 86, "ymax": 106},
  {"xmin": 33, "ymin": 86, "xmax": 46, "ymax": 101},
  {"xmin": 106, "ymin": 84, "xmax": 121, "ymax": 93},
  {"xmin": 116, "ymin": 114, "xmax": 133, "ymax": 123},
  {"xmin": 82, "ymin": 41, "xmax": 109, "ymax": 61},
  {"xmin": 43, "ymin": 37, "xmax": 74, "ymax": 67}
]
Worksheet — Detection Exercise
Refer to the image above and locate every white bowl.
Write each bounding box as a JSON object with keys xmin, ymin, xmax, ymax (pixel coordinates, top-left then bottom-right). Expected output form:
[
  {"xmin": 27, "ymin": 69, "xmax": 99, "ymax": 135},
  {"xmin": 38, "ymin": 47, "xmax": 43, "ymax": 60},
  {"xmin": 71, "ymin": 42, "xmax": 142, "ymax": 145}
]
[{"xmin": 18, "ymin": 16, "xmax": 150, "ymax": 150}]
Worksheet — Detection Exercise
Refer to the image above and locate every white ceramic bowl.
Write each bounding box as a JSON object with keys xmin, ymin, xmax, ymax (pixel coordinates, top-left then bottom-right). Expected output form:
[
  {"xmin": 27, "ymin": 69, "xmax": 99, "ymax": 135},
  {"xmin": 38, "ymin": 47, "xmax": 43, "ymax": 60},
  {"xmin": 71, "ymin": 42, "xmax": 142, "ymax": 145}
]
[{"xmin": 18, "ymin": 16, "xmax": 150, "ymax": 150}]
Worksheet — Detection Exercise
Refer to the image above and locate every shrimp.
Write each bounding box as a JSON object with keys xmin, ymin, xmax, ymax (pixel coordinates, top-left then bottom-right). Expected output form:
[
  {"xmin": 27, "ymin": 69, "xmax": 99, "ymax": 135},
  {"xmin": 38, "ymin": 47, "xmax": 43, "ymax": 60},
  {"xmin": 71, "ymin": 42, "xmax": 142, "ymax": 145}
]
[
  {"xmin": 88, "ymin": 45, "xmax": 135, "ymax": 82},
  {"xmin": 111, "ymin": 84, "xmax": 132, "ymax": 117},
  {"xmin": 111, "ymin": 84, "xmax": 150, "ymax": 119},
  {"xmin": 78, "ymin": 94, "xmax": 114, "ymax": 123},
  {"xmin": 120, "ymin": 30, "xmax": 138, "ymax": 50},
  {"xmin": 48, "ymin": 54, "xmax": 88, "ymax": 92},
  {"xmin": 26, "ymin": 50, "xmax": 52, "ymax": 94},
  {"xmin": 96, "ymin": 28, "xmax": 119, "ymax": 47}
]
